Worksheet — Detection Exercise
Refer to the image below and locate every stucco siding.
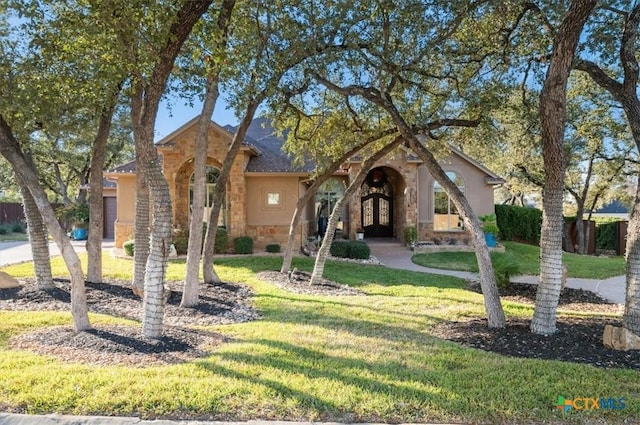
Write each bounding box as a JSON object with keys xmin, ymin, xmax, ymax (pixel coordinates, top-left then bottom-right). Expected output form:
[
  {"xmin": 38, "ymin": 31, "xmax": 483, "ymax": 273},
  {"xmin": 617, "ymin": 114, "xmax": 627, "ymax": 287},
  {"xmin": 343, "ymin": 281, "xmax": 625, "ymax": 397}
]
[{"xmin": 246, "ymin": 175, "xmax": 300, "ymax": 226}]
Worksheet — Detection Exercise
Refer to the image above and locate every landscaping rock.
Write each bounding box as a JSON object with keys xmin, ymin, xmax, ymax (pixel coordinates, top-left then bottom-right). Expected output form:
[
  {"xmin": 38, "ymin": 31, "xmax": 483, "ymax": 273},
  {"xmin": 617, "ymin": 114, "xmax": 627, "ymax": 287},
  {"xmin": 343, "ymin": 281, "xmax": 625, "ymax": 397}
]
[
  {"xmin": 0, "ymin": 271, "xmax": 20, "ymax": 289},
  {"xmin": 603, "ymin": 325, "xmax": 640, "ymax": 351}
]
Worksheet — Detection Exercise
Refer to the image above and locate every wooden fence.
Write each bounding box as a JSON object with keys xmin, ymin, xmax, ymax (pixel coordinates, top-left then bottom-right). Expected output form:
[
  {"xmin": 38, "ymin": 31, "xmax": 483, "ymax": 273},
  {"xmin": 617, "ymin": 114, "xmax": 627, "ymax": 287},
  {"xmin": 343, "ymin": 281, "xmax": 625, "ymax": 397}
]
[{"xmin": 0, "ymin": 202, "xmax": 64, "ymax": 224}]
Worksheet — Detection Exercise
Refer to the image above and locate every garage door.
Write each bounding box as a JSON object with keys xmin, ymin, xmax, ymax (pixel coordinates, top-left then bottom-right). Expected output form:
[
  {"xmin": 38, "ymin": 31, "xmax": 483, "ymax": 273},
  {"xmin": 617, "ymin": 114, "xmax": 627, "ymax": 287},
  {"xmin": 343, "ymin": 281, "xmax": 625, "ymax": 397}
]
[{"xmin": 103, "ymin": 197, "xmax": 117, "ymax": 239}]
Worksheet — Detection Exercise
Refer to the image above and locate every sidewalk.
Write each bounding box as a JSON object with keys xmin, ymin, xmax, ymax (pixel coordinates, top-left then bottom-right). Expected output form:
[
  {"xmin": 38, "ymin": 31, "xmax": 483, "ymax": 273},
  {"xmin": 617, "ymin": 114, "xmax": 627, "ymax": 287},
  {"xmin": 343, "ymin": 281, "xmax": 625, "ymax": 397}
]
[
  {"xmin": 0, "ymin": 239, "xmax": 115, "ymax": 267},
  {"xmin": 369, "ymin": 241, "xmax": 626, "ymax": 305}
]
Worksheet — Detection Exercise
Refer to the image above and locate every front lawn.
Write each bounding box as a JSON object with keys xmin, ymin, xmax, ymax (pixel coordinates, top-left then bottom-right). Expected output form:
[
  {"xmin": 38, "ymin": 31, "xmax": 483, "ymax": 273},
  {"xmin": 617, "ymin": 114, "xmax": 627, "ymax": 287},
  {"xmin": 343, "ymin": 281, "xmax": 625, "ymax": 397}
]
[
  {"xmin": 0, "ymin": 232, "xmax": 29, "ymax": 242},
  {"xmin": 412, "ymin": 241, "xmax": 625, "ymax": 279},
  {"xmin": 0, "ymin": 254, "xmax": 637, "ymax": 424}
]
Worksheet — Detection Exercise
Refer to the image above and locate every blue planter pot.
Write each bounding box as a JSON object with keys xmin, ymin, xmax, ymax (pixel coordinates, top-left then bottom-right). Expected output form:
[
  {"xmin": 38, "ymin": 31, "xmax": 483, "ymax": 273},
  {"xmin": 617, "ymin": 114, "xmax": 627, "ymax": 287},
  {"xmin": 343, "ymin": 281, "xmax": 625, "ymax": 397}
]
[
  {"xmin": 484, "ymin": 232, "xmax": 497, "ymax": 248},
  {"xmin": 73, "ymin": 227, "xmax": 88, "ymax": 241}
]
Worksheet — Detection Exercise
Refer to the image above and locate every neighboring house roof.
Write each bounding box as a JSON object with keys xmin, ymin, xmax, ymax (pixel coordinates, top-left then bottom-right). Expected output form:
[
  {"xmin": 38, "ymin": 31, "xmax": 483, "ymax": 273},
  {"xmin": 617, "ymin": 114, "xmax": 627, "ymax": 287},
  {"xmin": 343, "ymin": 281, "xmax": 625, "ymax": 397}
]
[
  {"xmin": 589, "ymin": 199, "xmax": 629, "ymax": 214},
  {"xmin": 108, "ymin": 159, "xmax": 136, "ymax": 173}
]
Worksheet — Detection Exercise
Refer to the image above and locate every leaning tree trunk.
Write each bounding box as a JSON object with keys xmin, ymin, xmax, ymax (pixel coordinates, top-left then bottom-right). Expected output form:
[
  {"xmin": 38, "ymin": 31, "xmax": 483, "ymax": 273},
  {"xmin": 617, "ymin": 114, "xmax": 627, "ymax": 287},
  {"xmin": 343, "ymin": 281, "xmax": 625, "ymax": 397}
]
[
  {"xmin": 408, "ymin": 138, "xmax": 506, "ymax": 328},
  {"xmin": 0, "ymin": 115, "xmax": 90, "ymax": 331},
  {"xmin": 280, "ymin": 138, "xmax": 378, "ymax": 273},
  {"xmin": 18, "ymin": 172, "xmax": 53, "ymax": 289},
  {"xmin": 183, "ymin": 75, "xmax": 220, "ymax": 306},
  {"xmin": 531, "ymin": 0, "xmax": 597, "ymax": 335},
  {"xmin": 202, "ymin": 101, "xmax": 259, "ymax": 284},
  {"xmin": 624, "ymin": 175, "xmax": 640, "ymax": 334},
  {"xmin": 311, "ymin": 137, "xmax": 402, "ymax": 285}
]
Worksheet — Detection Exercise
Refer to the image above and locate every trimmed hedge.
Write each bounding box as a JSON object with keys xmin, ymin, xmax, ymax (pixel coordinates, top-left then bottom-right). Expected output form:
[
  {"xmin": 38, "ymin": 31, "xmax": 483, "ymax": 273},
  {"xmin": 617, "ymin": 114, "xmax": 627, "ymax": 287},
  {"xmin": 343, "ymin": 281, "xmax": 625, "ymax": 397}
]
[
  {"xmin": 495, "ymin": 204, "xmax": 542, "ymax": 243},
  {"xmin": 348, "ymin": 240, "xmax": 371, "ymax": 259},
  {"xmin": 330, "ymin": 240, "xmax": 350, "ymax": 258},
  {"xmin": 330, "ymin": 240, "xmax": 371, "ymax": 260},
  {"xmin": 595, "ymin": 220, "xmax": 617, "ymax": 251},
  {"xmin": 214, "ymin": 227, "xmax": 228, "ymax": 254},
  {"xmin": 233, "ymin": 236, "xmax": 253, "ymax": 254},
  {"xmin": 266, "ymin": 243, "xmax": 281, "ymax": 253}
]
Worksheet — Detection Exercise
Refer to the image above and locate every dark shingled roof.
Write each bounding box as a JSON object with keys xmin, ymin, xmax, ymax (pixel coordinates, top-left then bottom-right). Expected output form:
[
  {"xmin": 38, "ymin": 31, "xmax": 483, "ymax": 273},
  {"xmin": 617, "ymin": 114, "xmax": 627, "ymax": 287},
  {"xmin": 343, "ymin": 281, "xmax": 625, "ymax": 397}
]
[
  {"xmin": 109, "ymin": 160, "xmax": 136, "ymax": 173},
  {"xmin": 229, "ymin": 117, "xmax": 314, "ymax": 173}
]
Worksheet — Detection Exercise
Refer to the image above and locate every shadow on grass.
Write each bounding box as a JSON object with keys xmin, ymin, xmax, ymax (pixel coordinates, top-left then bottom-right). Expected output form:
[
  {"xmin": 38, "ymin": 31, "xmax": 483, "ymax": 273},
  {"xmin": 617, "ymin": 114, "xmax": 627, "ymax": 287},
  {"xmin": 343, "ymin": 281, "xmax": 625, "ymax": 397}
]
[{"xmin": 195, "ymin": 337, "xmax": 461, "ymax": 421}]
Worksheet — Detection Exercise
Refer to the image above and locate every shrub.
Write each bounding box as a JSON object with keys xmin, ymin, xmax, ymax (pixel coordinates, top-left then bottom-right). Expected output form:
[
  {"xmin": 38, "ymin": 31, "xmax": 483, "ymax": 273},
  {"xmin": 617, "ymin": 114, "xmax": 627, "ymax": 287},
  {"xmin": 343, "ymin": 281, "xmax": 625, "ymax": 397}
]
[
  {"xmin": 214, "ymin": 227, "xmax": 228, "ymax": 254},
  {"xmin": 233, "ymin": 236, "xmax": 253, "ymax": 254},
  {"xmin": 0, "ymin": 225, "xmax": 7, "ymax": 235},
  {"xmin": 10, "ymin": 222, "xmax": 25, "ymax": 233},
  {"xmin": 123, "ymin": 240, "xmax": 135, "ymax": 256},
  {"xmin": 172, "ymin": 228, "xmax": 189, "ymax": 255},
  {"xmin": 330, "ymin": 240, "xmax": 350, "ymax": 258},
  {"xmin": 495, "ymin": 204, "xmax": 542, "ymax": 243},
  {"xmin": 403, "ymin": 226, "xmax": 418, "ymax": 245},
  {"xmin": 266, "ymin": 243, "xmax": 281, "ymax": 253},
  {"xmin": 490, "ymin": 252, "xmax": 521, "ymax": 289},
  {"xmin": 348, "ymin": 240, "xmax": 370, "ymax": 259},
  {"xmin": 595, "ymin": 220, "xmax": 617, "ymax": 251}
]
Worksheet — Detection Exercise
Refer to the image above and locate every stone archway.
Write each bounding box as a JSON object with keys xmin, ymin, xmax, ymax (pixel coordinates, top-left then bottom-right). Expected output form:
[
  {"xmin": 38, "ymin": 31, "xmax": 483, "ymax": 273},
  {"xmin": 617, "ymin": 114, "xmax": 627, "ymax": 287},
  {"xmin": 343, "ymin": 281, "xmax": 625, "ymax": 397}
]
[{"xmin": 360, "ymin": 167, "xmax": 405, "ymax": 238}]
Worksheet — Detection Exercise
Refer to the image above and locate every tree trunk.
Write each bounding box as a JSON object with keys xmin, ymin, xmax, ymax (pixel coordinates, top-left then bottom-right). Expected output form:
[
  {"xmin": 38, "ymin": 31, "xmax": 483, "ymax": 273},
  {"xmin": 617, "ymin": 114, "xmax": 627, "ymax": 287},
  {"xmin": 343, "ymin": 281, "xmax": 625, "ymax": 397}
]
[
  {"xmin": 576, "ymin": 212, "xmax": 585, "ymax": 254},
  {"xmin": 132, "ymin": 152, "xmax": 150, "ymax": 298},
  {"xmin": 0, "ymin": 115, "xmax": 90, "ymax": 331},
  {"xmin": 18, "ymin": 172, "xmax": 53, "ymax": 290},
  {"xmin": 202, "ymin": 101, "xmax": 259, "ymax": 284},
  {"xmin": 87, "ymin": 91, "xmax": 119, "ymax": 283},
  {"xmin": 183, "ymin": 76, "xmax": 220, "ymax": 306},
  {"xmin": 280, "ymin": 139, "xmax": 377, "ymax": 273},
  {"xmin": 531, "ymin": 0, "xmax": 597, "ymax": 336},
  {"xmin": 624, "ymin": 175, "xmax": 640, "ymax": 334},
  {"xmin": 310, "ymin": 138, "xmax": 402, "ymax": 285},
  {"xmin": 409, "ymin": 138, "xmax": 506, "ymax": 328},
  {"xmin": 141, "ymin": 147, "xmax": 172, "ymax": 339}
]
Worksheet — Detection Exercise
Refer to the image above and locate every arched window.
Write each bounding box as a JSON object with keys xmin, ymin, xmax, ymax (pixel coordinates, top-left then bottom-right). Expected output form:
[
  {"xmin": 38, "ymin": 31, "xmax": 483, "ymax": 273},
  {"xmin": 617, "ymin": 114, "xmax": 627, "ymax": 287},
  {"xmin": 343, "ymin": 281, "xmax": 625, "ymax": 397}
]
[
  {"xmin": 189, "ymin": 166, "xmax": 225, "ymax": 226},
  {"xmin": 434, "ymin": 171, "xmax": 464, "ymax": 231}
]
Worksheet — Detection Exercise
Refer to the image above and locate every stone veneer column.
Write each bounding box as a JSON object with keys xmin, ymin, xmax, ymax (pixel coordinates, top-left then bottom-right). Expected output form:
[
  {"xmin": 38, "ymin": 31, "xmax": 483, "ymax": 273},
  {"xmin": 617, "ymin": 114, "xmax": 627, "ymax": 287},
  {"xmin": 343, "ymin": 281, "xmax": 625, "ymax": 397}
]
[{"xmin": 227, "ymin": 155, "xmax": 247, "ymax": 240}]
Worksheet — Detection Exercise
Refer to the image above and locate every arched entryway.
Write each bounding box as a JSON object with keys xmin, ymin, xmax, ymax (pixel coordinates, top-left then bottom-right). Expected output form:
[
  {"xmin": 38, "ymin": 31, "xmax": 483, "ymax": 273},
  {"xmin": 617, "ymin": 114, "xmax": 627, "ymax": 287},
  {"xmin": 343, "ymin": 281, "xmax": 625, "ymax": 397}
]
[{"xmin": 361, "ymin": 167, "xmax": 394, "ymax": 238}]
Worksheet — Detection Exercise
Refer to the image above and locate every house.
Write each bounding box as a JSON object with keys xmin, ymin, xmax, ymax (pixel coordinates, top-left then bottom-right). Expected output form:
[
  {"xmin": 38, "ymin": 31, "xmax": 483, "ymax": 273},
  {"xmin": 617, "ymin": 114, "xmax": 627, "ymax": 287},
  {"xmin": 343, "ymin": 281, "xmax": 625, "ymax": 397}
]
[{"xmin": 104, "ymin": 117, "xmax": 503, "ymax": 249}]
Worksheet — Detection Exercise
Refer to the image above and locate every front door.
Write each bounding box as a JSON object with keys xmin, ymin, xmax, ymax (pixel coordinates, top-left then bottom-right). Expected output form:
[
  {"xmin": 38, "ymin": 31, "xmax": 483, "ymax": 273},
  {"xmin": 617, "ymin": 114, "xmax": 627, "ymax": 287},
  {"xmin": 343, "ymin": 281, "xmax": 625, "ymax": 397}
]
[{"xmin": 361, "ymin": 168, "xmax": 393, "ymax": 237}]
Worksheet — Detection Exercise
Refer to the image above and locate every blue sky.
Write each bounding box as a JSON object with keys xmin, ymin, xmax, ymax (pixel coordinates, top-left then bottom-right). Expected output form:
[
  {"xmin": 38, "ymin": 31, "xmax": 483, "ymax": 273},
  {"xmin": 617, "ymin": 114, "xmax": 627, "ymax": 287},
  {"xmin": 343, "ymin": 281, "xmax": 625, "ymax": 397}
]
[{"xmin": 154, "ymin": 95, "xmax": 239, "ymax": 142}]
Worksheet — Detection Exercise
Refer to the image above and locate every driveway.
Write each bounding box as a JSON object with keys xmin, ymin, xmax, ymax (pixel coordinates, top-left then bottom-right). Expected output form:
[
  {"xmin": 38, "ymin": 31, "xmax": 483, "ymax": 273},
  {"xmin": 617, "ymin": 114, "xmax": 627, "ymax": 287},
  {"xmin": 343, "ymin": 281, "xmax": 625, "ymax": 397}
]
[{"xmin": 0, "ymin": 239, "xmax": 115, "ymax": 267}]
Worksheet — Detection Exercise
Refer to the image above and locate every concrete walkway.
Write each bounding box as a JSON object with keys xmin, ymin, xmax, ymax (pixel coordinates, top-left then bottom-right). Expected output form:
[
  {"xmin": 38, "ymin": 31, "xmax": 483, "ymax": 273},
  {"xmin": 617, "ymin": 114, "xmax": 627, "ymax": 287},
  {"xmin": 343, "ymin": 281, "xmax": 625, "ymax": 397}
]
[{"xmin": 368, "ymin": 241, "xmax": 626, "ymax": 305}]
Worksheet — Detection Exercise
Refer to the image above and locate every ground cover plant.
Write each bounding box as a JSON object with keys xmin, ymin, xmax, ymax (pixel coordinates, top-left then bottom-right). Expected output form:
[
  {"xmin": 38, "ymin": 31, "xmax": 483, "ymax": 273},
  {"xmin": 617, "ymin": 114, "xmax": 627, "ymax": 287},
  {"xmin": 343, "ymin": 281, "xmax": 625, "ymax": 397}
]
[
  {"xmin": 412, "ymin": 241, "xmax": 625, "ymax": 279},
  {"xmin": 0, "ymin": 253, "xmax": 638, "ymax": 424}
]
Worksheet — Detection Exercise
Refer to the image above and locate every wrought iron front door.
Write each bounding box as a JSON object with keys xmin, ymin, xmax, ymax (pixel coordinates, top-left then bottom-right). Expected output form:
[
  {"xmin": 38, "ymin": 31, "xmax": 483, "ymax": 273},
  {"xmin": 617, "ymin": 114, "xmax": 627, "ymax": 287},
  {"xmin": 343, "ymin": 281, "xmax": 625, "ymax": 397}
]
[{"xmin": 361, "ymin": 168, "xmax": 393, "ymax": 237}]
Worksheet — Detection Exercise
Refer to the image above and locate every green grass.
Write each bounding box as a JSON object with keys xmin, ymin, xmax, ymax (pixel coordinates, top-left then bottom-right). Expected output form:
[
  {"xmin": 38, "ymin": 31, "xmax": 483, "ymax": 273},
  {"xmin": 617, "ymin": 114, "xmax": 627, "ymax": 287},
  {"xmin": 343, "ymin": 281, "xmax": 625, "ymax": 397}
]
[
  {"xmin": 0, "ymin": 254, "xmax": 637, "ymax": 424},
  {"xmin": 412, "ymin": 241, "xmax": 625, "ymax": 279}
]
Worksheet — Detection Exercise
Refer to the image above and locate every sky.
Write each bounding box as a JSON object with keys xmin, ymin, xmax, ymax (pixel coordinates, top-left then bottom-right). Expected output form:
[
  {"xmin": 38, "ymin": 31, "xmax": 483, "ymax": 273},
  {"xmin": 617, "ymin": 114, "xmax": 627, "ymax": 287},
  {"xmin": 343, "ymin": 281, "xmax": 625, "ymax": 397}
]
[{"xmin": 154, "ymin": 94, "xmax": 240, "ymax": 142}]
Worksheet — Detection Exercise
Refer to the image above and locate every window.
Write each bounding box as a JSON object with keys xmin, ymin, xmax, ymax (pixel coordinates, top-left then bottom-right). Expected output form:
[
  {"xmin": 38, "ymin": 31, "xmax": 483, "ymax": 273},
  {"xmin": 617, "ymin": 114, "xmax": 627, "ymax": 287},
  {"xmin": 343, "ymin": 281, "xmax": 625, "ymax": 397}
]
[
  {"xmin": 267, "ymin": 192, "xmax": 280, "ymax": 206},
  {"xmin": 434, "ymin": 171, "xmax": 464, "ymax": 231},
  {"xmin": 189, "ymin": 166, "xmax": 225, "ymax": 226},
  {"xmin": 315, "ymin": 178, "xmax": 345, "ymax": 236}
]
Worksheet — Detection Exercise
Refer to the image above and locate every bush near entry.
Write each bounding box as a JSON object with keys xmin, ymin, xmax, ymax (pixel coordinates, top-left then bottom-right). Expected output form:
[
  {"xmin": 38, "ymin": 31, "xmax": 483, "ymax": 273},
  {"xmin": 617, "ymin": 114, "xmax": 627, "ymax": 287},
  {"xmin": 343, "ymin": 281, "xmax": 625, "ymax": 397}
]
[
  {"xmin": 233, "ymin": 236, "xmax": 253, "ymax": 254},
  {"xmin": 330, "ymin": 240, "xmax": 371, "ymax": 260}
]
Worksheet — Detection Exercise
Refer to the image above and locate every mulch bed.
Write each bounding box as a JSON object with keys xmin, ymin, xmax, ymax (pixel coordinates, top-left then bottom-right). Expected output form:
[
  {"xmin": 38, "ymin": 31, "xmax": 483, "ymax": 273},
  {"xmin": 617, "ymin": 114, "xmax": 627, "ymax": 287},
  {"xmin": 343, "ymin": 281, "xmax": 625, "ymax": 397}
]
[
  {"xmin": 256, "ymin": 269, "xmax": 365, "ymax": 296},
  {"xmin": 430, "ymin": 281, "xmax": 639, "ymax": 370},
  {"xmin": 1, "ymin": 278, "xmax": 258, "ymax": 366},
  {"xmin": 431, "ymin": 317, "xmax": 640, "ymax": 370}
]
